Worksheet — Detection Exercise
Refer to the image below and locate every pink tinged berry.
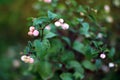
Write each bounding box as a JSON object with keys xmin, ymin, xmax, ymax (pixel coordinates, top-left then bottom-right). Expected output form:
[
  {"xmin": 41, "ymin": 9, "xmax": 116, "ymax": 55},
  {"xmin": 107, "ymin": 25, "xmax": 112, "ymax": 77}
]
[
  {"xmin": 104, "ymin": 5, "xmax": 110, "ymax": 13},
  {"xmin": 29, "ymin": 26, "xmax": 35, "ymax": 32},
  {"xmin": 28, "ymin": 31, "xmax": 33, "ymax": 36},
  {"xmin": 61, "ymin": 23, "xmax": 69, "ymax": 30},
  {"xmin": 44, "ymin": 0, "xmax": 52, "ymax": 3},
  {"xmin": 59, "ymin": 18, "xmax": 64, "ymax": 23},
  {"xmin": 24, "ymin": 56, "xmax": 30, "ymax": 63},
  {"xmin": 100, "ymin": 53, "xmax": 106, "ymax": 59},
  {"xmin": 29, "ymin": 58, "xmax": 34, "ymax": 63},
  {"xmin": 54, "ymin": 21, "xmax": 61, "ymax": 27},
  {"xmin": 33, "ymin": 30, "xmax": 39, "ymax": 36},
  {"xmin": 45, "ymin": 25, "xmax": 51, "ymax": 30}
]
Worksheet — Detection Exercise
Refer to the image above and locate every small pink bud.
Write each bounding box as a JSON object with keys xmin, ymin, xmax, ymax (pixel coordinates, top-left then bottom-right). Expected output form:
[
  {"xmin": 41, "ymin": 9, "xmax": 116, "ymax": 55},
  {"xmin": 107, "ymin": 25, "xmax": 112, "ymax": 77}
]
[
  {"xmin": 29, "ymin": 58, "xmax": 34, "ymax": 63},
  {"xmin": 28, "ymin": 31, "xmax": 33, "ymax": 36},
  {"xmin": 33, "ymin": 30, "xmax": 39, "ymax": 36},
  {"xmin": 61, "ymin": 23, "xmax": 69, "ymax": 30},
  {"xmin": 29, "ymin": 26, "xmax": 35, "ymax": 32},
  {"xmin": 54, "ymin": 21, "xmax": 61, "ymax": 27},
  {"xmin": 59, "ymin": 18, "xmax": 64, "ymax": 23},
  {"xmin": 100, "ymin": 53, "xmax": 106, "ymax": 59},
  {"xmin": 44, "ymin": 0, "xmax": 52, "ymax": 3},
  {"xmin": 45, "ymin": 25, "xmax": 51, "ymax": 30}
]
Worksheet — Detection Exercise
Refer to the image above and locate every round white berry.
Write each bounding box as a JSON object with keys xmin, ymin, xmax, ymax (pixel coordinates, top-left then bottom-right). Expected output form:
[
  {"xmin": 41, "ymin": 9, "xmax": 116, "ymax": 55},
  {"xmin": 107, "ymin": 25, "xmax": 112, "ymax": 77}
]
[
  {"xmin": 29, "ymin": 58, "xmax": 34, "ymax": 63},
  {"xmin": 104, "ymin": 5, "xmax": 110, "ymax": 13},
  {"xmin": 44, "ymin": 0, "xmax": 52, "ymax": 3},
  {"xmin": 106, "ymin": 16, "xmax": 113, "ymax": 23},
  {"xmin": 97, "ymin": 33, "xmax": 103, "ymax": 38},
  {"xmin": 80, "ymin": 12, "xmax": 85, "ymax": 16},
  {"xmin": 33, "ymin": 30, "xmax": 39, "ymax": 36},
  {"xmin": 100, "ymin": 53, "xmax": 106, "ymax": 59},
  {"xmin": 61, "ymin": 23, "xmax": 69, "ymax": 30},
  {"xmin": 59, "ymin": 18, "xmax": 64, "ymax": 23},
  {"xmin": 21, "ymin": 55, "xmax": 27, "ymax": 61},
  {"xmin": 29, "ymin": 26, "xmax": 35, "ymax": 32},
  {"xmin": 109, "ymin": 62, "xmax": 115, "ymax": 68},
  {"xmin": 54, "ymin": 21, "xmax": 61, "ymax": 27},
  {"xmin": 28, "ymin": 31, "xmax": 33, "ymax": 36}
]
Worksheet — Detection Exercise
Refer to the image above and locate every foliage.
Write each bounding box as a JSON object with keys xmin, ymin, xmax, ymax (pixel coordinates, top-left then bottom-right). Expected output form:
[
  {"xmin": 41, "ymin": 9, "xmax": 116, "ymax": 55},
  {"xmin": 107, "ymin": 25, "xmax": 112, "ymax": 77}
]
[{"xmin": 20, "ymin": 2, "xmax": 117, "ymax": 79}]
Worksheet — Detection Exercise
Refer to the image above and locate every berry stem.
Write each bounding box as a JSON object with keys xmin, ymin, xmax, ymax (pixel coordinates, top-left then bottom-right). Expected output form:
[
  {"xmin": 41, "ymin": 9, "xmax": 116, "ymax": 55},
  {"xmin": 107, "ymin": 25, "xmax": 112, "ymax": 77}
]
[{"xmin": 41, "ymin": 28, "xmax": 44, "ymax": 41}]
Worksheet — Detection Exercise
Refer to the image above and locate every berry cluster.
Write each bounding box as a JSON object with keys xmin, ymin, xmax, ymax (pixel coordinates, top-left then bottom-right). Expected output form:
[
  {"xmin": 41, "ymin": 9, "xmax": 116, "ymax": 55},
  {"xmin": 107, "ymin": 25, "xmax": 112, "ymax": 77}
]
[
  {"xmin": 21, "ymin": 18, "xmax": 70, "ymax": 64},
  {"xmin": 54, "ymin": 18, "xmax": 69, "ymax": 30},
  {"xmin": 28, "ymin": 26, "xmax": 39, "ymax": 37},
  {"xmin": 21, "ymin": 55, "xmax": 34, "ymax": 64}
]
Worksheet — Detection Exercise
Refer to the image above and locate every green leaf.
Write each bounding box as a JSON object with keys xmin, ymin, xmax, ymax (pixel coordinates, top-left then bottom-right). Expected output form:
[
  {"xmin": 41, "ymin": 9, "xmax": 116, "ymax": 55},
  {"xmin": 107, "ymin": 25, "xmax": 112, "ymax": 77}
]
[
  {"xmin": 48, "ymin": 11, "xmax": 58, "ymax": 20},
  {"xmin": 82, "ymin": 60, "xmax": 96, "ymax": 71},
  {"xmin": 67, "ymin": 60, "xmax": 84, "ymax": 74},
  {"xmin": 77, "ymin": 18, "xmax": 84, "ymax": 23},
  {"xmin": 73, "ymin": 72, "xmax": 84, "ymax": 79},
  {"xmin": 33, "ymin": 39, "xmax": 50, "ymax": 59},
  {"xmin": 80, "ymin": 22, "xmax": 89, "ymax": 37},
  {"xmin": 95, "ymin": 59, "xmax": 102, "ymax": 69},
  {"xmin": 60, "ymin": 51, "xmax": 75, "ymax": 62},
  {"xmin": 60, "ymin": 73, "xmax": 73, "ymax": 80},
  {"xmin": 33, "ymin": 17, "xmax": 50, "ymax": 26},
  {"xmin": 62, "ymin": 37, "xmax": 71, "ymax": 46},
  {"xmin": 87, "ymin": 14, "xmax": 96, "ymax": 22},
  {"xmin": 92, "ymin": 41, "xmax": 104, "ymax": 52},
  {"xmin": 77, "ymin": 6, "xmax": 87, "ymax": 13},
  {"xmin": 73, "ymin": 40, "xmax": 85, "ymax": 54},
  {"xmin": 37, "ymin": 61, "xmax": 53, "ymax": 80},
  {"xmin": 71, "ymin": 0, "xmax": 77, "ymax": 7},
  {"xmin": 44, "ymin": 30, "xmax": 57, "ymax": 39},
  {"xmin": 24, "ymin": 46, "xmax": 30, "ymax": 54},
  {"xmin": 46, "ymin": 39, "xmax": 63, "ymax": 54},
  {"xmin": 108, "ymin": 47, "xmax": 115, "ymax": 59},
  {"xmin": 84, "ymin": 45, "xmax": 98, "ymax": 59},
  {"xmin": 33, "ymin": 40, "xmax": 42, "ymax": 52}
]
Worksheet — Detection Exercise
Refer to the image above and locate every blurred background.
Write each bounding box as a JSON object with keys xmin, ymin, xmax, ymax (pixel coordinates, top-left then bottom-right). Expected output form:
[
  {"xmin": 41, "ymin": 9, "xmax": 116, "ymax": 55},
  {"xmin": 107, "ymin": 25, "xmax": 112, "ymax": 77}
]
[
  {"xmin": 0, "ymin": 0, "xmax": 120, "ymax": 80},
  {"xmin": 0, "ymin": 0, "xmax": 37, "ymax": 80}
]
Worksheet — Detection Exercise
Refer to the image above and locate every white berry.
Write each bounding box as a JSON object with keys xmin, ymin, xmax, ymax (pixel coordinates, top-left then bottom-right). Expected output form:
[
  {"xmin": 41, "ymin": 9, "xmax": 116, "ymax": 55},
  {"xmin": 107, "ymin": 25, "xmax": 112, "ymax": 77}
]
[
  {"xmin": 33, "ymin": 30, "xmax": 39, "ymax": 36},
  {"xmin": 61, "ymin": 23, "xmax": 69, "ymax": 30},
  {"xmin": 109, "ymin": 62, "xmax": 115, "ymax": 68},
  {"xmin": 100, "ymin": 53, "xmax": 106, "ymax": 59},
  {"xmin": 54, "ymin": 21, "xmax": 61, "ymax": 27},
  {"xmin": 59, "ymin": 18, "xmax": 64, "ymax": 23}
]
